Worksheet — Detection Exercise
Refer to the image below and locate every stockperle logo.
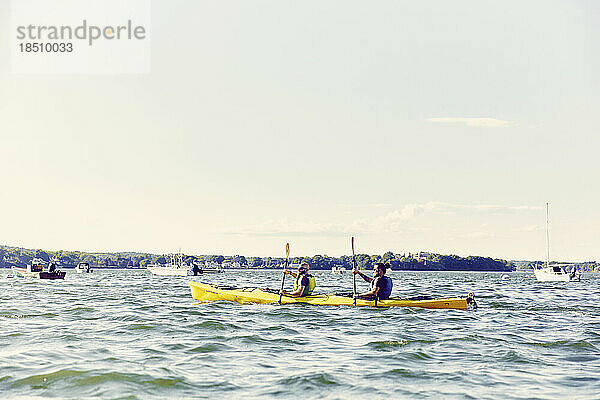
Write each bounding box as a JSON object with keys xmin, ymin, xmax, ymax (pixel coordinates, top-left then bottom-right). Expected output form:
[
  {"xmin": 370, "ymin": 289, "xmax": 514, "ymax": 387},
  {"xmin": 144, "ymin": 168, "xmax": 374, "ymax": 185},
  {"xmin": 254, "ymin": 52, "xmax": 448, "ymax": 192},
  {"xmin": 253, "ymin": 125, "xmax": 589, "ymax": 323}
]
[
  {"xmin": 10, "ymin": 0, "xmax": 151, "ymax": 74},
  {"xmin": 16, "ymin": 20, "xmax": 147, "ymax": 46}
]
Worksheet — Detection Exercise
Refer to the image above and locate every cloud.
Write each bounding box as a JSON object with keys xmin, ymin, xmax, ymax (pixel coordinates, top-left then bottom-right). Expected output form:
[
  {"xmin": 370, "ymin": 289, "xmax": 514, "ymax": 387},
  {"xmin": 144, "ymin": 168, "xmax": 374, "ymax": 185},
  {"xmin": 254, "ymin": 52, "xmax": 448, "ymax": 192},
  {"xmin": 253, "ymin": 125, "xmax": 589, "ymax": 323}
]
[
  {"xmin": 519, "ymin": 224, "xmax": 541, "ymax": 232},
  {"xmin": 399, "ymin": 202, "xmax": 541, "ymax": 215},
  {"xmin": 471, "ymin": 204, "xmax": 541, "ymax": 213},
  {"xmin": 224, "ymin": 202, "xmax": 541, "ymax": 237},
  {"xmin": 427, "ymin": 117, "xmax": 516, "ymax": 128},
  {"xmin": 223, "ymin": 219, "xmax": 360, "ymax": 237},
  {"xmin": 460, "ymin": 231, "xmax": 495, "ymax": 239},
  {"xmin": 362, "ymin": 203, "xmax": 393, "ymax": 208}
]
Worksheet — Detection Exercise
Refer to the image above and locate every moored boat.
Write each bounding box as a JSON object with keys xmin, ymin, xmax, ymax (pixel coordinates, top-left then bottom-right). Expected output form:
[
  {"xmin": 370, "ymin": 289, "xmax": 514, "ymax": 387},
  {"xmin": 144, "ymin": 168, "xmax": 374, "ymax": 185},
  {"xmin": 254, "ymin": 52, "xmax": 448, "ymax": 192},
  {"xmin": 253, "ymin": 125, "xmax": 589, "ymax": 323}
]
[
  {"xmin": 75, "ymin": 262, "xmax": 93, "ymax": 273},
  {"xmin": 147, "ymin": 253, "xmax": 191, "ymax": 276},
  {"xmin": 11, "ymin": 258, "xmax": 66, "ymax": 280},
  {"xmin": 534, "ymin": 203, "xmax": 580, "ymax": 282},
  {"xmin": 534, "ymin": 264, "xmax": 579, "ymax": 282},
  {"xmin": 190, "ymin": 282, "xmax": 476, "ymax": 310}
]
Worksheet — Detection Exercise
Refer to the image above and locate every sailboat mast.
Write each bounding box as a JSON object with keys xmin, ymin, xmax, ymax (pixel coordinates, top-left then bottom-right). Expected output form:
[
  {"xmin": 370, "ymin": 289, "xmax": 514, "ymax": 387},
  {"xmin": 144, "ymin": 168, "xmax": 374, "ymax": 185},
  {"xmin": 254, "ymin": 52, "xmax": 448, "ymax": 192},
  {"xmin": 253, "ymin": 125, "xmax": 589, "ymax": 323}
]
[{"xmin": 546, "ymin": 202, "xmax": 550, "ymax": 268}]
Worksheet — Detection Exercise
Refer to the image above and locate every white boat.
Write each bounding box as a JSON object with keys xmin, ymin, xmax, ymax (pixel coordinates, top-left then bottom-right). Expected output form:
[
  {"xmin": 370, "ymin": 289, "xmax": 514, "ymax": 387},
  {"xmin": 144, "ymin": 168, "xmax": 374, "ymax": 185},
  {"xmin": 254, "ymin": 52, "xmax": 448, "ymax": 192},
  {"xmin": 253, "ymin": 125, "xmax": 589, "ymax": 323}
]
[
  {"xmin": 534, "ymin": 264, "xmax": 579, "ymax": 282},
  {"xmin": 331, "ymin": 266, "xmax": 347, "ymax": 274},
  {"xmin": 75, "ymin": 262, "xmax": 93, "ymax": 273},
  {"xmin": 533, "ymin": 203, "xmax": 580, "ymax": 282},
  {"xmin": 11, "ymin": 258, "xmax": 44, "ymax": 278},
  {"xmin": 147, "ymin": 254, "xmax": 191, "ymax": 276},
  {"xmin": 11, "ymin": 258, "xmax": 66, "ymax": 280}
]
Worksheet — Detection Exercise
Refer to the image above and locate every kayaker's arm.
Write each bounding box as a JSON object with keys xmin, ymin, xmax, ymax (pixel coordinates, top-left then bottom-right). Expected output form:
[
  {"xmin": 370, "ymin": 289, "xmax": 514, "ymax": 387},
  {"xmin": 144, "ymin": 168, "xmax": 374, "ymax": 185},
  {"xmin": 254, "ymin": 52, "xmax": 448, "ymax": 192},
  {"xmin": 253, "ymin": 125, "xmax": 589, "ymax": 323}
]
[
  {"xmin": 355, "ymin": 285, "xmax": 379, "ymax": 299},
  {"xmin": 283, "ymin": 269, "xmax": 298, "ymax": 279},
  {"xmin": 280, "ymin": 284, "xmax": 305, "ymax": 298},
  {"xmin": 353, "ymin": 269, "xmax": 372, "ymax": 283}
]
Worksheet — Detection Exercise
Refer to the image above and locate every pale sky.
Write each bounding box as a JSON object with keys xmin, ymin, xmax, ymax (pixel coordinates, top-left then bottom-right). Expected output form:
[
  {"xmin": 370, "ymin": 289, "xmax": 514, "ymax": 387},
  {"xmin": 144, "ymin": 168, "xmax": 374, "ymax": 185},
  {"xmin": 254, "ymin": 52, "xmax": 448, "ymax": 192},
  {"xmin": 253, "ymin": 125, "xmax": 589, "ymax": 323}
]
[{"xmin": 1, "ymin": 0, "xmax": 599, "ymax": 261}]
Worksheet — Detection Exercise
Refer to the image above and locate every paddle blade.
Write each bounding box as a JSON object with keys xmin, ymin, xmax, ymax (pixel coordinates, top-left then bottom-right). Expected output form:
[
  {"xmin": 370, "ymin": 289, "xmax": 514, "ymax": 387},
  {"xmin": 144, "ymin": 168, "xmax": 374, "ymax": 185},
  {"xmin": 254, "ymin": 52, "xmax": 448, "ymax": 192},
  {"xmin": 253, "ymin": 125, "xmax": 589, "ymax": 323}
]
[
  {"xmin": 286, "ymin": 243, "xmax": 290, "ymax": 259},
  {"xmin": 351, "ymin": 236, "xmax": 355, "ymax": 256}
]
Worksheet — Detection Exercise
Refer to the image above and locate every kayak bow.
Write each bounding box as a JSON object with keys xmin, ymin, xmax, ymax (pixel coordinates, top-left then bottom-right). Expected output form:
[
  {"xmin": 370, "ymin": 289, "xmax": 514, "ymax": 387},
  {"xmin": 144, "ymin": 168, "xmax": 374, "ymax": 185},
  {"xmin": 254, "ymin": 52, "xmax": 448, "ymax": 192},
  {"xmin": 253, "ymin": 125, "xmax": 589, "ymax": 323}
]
[{"xmin": 190, "ymin": 282, "xmax": 476, "ymax": 310}]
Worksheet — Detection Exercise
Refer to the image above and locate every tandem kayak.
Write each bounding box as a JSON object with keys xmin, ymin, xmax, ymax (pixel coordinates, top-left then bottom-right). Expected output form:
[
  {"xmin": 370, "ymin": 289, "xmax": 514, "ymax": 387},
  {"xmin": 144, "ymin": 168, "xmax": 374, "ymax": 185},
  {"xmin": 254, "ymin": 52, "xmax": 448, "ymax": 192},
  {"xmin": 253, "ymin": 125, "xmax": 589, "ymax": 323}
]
[{"xmin": 190, "ymin": 282, "xmax": 476, "ymax": 310}]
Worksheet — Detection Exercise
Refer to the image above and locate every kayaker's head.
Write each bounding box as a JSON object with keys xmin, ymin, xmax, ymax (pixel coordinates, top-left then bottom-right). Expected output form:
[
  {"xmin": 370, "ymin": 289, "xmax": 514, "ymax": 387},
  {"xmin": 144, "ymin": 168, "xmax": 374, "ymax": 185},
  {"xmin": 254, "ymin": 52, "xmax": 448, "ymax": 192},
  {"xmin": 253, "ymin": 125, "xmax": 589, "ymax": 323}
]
[
  {"xmin": 373, "ymin": 262, "xmax": 388, "ymax": 277},
  {"xmin": 298, "ymin": 262, "xmax": 310, "ymax": 275}
]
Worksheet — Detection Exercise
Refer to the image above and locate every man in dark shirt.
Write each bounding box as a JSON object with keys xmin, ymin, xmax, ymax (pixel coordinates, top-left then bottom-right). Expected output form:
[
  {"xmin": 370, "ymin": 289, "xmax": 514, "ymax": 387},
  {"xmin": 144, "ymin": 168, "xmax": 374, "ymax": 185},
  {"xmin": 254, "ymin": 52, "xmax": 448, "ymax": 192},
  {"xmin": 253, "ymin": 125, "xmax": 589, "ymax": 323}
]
[
  {"xmin": 353, "ymin": 262, "xmax": 393, "ymax": 300},
  {"xmin": 192, "ymin": 263, "xmax": 202, "ymax": 276},
  {"xmin": 280, "ymin": 262, "xmax": 316, "ymax": 297}
]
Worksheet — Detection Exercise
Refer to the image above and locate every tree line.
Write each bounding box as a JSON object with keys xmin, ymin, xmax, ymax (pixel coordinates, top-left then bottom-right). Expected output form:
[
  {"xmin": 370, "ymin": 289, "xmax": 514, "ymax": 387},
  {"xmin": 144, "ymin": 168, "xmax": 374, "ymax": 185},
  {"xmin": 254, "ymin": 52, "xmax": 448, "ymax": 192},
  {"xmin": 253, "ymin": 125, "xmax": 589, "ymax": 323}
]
[{"xmin": 0, "ymin": 245, "xmax": 520, "ymax": 271}]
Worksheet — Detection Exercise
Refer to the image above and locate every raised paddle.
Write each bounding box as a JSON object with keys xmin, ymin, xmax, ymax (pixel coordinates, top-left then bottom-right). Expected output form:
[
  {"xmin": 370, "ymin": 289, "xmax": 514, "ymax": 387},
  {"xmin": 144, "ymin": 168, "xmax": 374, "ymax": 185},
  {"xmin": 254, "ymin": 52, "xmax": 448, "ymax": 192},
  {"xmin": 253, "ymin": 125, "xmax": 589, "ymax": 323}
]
[
  {"xmin": 278, "ymin": 243, "xmax": 290, "ymax": 304},
  {"xmin": 352, "ymin": 236, "xmax": 357, "ymax": 306}
]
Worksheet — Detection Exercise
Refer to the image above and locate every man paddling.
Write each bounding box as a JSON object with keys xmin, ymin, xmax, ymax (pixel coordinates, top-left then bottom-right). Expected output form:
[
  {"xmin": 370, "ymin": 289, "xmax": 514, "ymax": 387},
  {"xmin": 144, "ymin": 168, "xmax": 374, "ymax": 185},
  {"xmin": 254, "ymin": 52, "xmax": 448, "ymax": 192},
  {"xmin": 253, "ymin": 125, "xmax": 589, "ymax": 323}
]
[
  {"xmin": 279, "ymin": 262, "xmax": 316, "ymax": 298},
  {"xmin": 353, "ymin": 262, "xmax": 393, "ymax": 300}
]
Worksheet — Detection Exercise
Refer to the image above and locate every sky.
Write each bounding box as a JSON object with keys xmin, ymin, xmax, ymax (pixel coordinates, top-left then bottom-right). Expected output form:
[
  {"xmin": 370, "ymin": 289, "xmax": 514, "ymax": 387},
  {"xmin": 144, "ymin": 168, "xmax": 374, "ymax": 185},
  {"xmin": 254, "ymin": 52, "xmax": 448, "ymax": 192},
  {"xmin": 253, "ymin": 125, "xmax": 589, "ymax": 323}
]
[{"xmin": 1, "ymin": 0, "xmax": 599, "ymax": 261}]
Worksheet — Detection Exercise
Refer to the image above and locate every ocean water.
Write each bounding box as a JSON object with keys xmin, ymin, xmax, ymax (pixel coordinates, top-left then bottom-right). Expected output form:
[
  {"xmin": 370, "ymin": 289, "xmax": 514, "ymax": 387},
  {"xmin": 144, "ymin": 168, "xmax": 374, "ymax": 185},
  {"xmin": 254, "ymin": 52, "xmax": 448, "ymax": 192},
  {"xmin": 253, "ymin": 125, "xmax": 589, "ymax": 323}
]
[{"xmin": 1, "ymin": 269, "xmax": 599, "ymax": 399}]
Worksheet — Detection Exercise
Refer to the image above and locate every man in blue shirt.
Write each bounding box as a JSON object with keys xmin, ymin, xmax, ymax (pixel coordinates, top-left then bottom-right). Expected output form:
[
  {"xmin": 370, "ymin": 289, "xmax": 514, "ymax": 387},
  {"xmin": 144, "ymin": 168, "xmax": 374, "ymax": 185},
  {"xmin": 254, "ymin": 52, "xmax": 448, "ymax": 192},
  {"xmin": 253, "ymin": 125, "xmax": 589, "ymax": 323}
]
[{"xmin": 353, "ymin": 262, "xmax": 393, "ymax": 300}]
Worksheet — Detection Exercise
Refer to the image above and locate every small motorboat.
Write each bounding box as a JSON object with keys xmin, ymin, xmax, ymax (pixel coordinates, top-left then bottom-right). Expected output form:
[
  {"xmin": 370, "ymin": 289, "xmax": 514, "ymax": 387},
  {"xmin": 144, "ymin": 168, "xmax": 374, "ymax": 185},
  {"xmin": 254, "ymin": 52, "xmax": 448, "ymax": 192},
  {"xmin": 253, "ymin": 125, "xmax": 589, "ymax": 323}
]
[
  {"xmin": 75, "ymin": 262, "xmax": 93, "ymax": 273},
  {"xmin": 11, "ymin": 258, "xmax": 66, "ymax": 280}
]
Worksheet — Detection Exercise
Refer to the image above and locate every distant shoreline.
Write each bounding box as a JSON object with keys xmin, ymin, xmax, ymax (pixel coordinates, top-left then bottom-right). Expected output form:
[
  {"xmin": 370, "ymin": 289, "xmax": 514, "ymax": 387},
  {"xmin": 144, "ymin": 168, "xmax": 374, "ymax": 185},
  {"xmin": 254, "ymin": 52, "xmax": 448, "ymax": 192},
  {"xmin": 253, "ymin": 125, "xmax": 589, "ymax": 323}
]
[{"xmin": 2, "ymin": 244, "xmax": 598, "ymax": 272}]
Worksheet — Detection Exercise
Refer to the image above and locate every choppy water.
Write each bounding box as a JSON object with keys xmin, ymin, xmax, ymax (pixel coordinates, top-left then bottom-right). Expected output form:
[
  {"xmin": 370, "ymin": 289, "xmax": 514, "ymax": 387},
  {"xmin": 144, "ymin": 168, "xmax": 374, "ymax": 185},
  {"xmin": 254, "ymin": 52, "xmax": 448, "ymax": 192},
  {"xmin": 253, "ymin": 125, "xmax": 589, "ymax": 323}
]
[{"xmin": 1, "ymin": 269, "xmax": 599, "ymax": 399}]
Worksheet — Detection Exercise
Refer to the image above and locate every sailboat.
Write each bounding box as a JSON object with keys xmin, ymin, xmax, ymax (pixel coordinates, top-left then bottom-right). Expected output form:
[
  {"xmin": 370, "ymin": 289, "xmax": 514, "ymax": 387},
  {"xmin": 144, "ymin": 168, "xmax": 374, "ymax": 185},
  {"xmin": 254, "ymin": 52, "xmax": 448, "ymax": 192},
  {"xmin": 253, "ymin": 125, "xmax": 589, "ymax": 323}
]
[{"xmin": 533, "ymin": 203, "xmax": 580, "ymax": 282}]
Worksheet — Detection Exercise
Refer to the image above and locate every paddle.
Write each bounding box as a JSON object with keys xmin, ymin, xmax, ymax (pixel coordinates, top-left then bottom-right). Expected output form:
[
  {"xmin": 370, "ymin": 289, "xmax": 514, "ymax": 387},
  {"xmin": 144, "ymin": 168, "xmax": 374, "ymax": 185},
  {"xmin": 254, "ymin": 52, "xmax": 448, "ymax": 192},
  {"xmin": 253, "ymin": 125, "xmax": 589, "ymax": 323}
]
[
  {"xmin": 352, "ymin": 236, "xmax": 357, "ymax": 306},
  {"xmin": 278, "ymin": 243, "xmax": 290, "ymax": 304}
]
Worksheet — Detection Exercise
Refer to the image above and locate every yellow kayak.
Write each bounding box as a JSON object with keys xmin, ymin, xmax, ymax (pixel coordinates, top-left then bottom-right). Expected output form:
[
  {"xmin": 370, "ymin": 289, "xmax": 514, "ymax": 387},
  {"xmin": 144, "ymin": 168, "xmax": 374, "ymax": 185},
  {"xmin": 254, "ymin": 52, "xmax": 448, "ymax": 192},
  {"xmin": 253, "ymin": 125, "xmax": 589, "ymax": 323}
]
[{"xmin": 190, "ymin": 282, "xmax": 476, "ymax": 310}]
